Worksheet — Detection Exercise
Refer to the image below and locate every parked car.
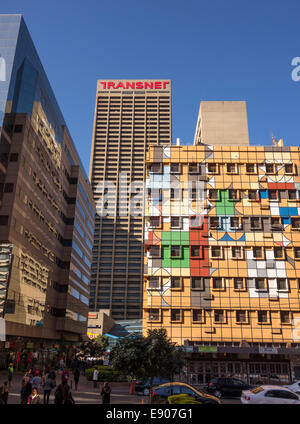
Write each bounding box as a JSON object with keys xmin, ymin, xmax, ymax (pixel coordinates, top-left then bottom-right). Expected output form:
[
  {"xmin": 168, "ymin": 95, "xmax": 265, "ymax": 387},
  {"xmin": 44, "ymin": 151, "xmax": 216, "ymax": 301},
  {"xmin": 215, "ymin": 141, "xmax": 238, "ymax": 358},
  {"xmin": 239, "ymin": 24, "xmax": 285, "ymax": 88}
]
[
  {"xmin": 135, "ymin": 377, "xmax": 170, "ymax": 395},
  {"xmin": 241, "ymin": 385, "xmax": 300, "ymax": 404},
  {"xmin": 152, "ymin": 382, "xmax": 221, "ymax": 404},
  {"xmin": 207, "ymin": 377, "xmax": 253, "ymax": 398},
  {"xmin": 284, "ymin": 381, "xmax": 300, "ymax": 394}
]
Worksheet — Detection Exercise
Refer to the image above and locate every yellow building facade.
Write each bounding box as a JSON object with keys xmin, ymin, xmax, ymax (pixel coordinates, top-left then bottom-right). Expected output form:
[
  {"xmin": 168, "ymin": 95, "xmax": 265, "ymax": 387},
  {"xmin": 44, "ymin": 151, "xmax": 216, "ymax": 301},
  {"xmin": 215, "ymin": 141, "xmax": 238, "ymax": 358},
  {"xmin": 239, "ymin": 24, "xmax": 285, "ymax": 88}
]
[{"xmin": 143, "ymin": 144, "xmax": 300, "ymax": 383}]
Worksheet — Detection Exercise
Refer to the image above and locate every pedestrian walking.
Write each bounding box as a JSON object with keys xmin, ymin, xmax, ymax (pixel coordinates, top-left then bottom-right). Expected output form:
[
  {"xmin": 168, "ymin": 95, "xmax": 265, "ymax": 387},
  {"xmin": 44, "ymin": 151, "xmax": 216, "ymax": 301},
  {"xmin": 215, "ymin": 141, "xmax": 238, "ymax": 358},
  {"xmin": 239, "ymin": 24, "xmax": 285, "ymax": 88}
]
[
  {"xmin": 73, "ymin": 367, "xmax": 80, "ymax": 391},
  {"xmin": 54, "ymin": 382, "xmax": 64, "ymax": 405},
  {"xmin": 62, "ymin": 369, "xmax": 69, "ymax": 384},
  {"xmin": 63, "ymin": 382, "xmax": 75, "ymax": 404},
  {"xmin": 20, "ymin": 379, "xmax": 32, "ymax": 404},
  {"xmin": 28, "ymin": 388, "xmax": 41, "ymax": 404},
  {"xmin": 31, "ymin": 372, "xmax": 42, "ymax": 390},
  {"xmin": 92, "ymin": 367, "xmax": 98, "ymax": 389},
  {"xmin": 43, "ymin": 374, "xmax": 56, "ymax": 404},
  {"xmin": 7, "ymin": 363, "xmax": 14, "ymax": 388},
  {"xmin": 100, "ymin": 382, "xmax": 111, "ymax": 404},
  {"xmin": 1, "ymin": 381, "xmax": 9, "ymax": 404}
]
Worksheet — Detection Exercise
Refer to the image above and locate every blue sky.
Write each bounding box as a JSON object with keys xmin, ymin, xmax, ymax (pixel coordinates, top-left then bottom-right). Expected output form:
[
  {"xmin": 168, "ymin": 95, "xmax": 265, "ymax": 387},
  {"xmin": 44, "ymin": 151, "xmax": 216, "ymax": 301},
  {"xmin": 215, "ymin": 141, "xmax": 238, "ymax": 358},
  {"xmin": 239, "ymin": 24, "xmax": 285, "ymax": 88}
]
[{"xmin": 2, "ymin": 0, "xmax": 300, "ymax": 175}]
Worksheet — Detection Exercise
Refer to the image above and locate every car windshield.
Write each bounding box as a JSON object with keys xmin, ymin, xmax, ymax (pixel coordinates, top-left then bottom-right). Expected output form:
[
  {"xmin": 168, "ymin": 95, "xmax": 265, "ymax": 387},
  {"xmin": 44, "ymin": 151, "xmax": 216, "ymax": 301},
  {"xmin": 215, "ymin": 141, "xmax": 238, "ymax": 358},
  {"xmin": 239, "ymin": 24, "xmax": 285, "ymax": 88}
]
[{"xmin": 251, "ymin": 387, "xmax": 264, "ymax": 394}]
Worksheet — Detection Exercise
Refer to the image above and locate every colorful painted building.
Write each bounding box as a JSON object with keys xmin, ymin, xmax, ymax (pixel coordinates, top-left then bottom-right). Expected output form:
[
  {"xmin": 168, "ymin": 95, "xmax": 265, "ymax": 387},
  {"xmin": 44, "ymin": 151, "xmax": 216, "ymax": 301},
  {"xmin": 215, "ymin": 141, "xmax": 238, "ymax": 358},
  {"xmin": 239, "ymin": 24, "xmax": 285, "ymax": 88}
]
[{"xmin": 143, "ymin": 143, "xmax": 300, "ymax": 383}]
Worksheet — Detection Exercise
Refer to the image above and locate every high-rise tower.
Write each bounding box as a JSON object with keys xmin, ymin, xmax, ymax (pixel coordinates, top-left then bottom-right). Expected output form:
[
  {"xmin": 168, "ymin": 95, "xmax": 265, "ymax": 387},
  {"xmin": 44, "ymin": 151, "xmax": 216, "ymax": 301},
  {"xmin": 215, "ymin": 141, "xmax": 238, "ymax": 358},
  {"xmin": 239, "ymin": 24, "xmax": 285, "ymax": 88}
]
[{"xmin": 89, "ymin": 80, "xmax": 172, "ymax": 319}]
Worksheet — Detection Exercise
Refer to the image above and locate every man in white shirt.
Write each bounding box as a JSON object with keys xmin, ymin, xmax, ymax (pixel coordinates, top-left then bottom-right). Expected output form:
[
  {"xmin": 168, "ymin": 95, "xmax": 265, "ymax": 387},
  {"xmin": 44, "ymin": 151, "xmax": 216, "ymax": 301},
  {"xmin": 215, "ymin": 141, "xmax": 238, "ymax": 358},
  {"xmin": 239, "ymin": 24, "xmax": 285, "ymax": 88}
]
[{"xmin": 93, "ymin": 368, "xmax": 98, "ymax": 389}]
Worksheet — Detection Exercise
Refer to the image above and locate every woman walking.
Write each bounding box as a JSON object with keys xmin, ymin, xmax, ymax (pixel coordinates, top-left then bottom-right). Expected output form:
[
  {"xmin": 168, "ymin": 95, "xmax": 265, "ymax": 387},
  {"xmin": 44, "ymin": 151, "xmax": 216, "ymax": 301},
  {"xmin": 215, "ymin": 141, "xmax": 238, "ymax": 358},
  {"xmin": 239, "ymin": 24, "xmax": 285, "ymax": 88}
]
[
  {"xmin": 100, "ymin": 382, "xmax": 111, "ymax": 404},
  {"xmin": 43, "ymin": 373, "xmax": 56, "ymax": 404},
  {"xmin": 28, "ymin": 388, "xmax": 41, "ymax": 404}
]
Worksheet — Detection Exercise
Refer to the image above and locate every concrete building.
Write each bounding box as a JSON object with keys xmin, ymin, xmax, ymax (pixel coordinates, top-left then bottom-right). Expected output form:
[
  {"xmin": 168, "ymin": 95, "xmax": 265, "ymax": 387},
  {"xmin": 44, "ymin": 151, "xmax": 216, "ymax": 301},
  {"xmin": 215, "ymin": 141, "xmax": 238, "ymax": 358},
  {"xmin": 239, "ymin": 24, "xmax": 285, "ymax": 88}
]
[
  {"xmin": 194, "ymin": 101, "xmax": 250, "ymax": 146},
  {"xmin": 89, "ymin": 79, "xmax": 172, "ymax": 320},
  {"xmin": 143, "ymin": 140, "xmax": 300, "ymax": 384},
  {"xmin": 0, "ymin": 15, "xmax": 95, "ymax": 354}
]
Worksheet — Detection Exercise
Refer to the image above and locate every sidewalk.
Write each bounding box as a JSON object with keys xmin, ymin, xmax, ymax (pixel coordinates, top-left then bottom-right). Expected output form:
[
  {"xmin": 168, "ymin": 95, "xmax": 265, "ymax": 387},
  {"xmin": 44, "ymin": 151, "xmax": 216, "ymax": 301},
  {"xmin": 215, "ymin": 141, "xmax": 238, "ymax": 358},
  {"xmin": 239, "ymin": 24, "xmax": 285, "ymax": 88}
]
[{"xmin": 0, "ymin": 372, "xmax": 145, "ymax": 404}]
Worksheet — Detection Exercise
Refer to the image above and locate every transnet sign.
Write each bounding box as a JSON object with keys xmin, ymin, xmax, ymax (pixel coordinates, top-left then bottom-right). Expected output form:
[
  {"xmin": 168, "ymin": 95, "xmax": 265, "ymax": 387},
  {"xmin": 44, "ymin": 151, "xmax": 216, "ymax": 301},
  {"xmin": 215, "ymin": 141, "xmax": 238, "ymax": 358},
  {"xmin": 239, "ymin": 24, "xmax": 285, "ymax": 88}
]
[{"xmin": 99, "ymin": 81, "xmax": 170, "ymax": 90}]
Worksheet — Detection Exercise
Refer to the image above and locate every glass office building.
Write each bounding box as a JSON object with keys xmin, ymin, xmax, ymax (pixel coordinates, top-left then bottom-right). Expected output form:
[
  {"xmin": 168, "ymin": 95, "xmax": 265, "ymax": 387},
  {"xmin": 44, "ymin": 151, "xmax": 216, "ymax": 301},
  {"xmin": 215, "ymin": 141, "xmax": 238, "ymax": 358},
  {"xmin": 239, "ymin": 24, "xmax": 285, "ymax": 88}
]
[{"xmin": 0, "ymin": 15, "xmax": 95, "ymax": 353}]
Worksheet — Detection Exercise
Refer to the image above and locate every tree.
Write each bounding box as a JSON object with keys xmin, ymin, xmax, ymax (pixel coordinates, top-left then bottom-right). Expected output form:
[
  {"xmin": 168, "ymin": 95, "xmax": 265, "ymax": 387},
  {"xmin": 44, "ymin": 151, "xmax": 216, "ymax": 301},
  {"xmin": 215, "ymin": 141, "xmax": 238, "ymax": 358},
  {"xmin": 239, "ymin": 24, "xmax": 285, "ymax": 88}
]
[
  {"xmin": 77, "ymin": 335, "xmax": 109, "ymax": 360},
  {"xmin": 110, "ymin": 328, "xmax": 185, "ymax": 402}
]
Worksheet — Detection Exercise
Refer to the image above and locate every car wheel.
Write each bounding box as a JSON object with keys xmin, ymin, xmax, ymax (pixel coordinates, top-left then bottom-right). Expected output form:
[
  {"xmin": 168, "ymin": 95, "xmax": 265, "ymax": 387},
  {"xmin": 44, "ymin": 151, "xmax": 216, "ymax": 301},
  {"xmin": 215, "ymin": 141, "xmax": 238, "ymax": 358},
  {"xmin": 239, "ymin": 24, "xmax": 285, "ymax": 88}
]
[{"xmin": 213, "ymin": 390, "xmax": 222, "ymax": 398}]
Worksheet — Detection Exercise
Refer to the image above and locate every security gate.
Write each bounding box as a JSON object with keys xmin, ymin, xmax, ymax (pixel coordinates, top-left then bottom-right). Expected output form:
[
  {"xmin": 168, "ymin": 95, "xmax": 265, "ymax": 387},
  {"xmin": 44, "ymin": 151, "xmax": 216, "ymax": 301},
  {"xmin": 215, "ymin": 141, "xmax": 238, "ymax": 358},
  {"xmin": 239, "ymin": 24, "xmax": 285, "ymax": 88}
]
[{"xmin": 186, "ymin": 361, "xmax": 290, "ymax": 385}]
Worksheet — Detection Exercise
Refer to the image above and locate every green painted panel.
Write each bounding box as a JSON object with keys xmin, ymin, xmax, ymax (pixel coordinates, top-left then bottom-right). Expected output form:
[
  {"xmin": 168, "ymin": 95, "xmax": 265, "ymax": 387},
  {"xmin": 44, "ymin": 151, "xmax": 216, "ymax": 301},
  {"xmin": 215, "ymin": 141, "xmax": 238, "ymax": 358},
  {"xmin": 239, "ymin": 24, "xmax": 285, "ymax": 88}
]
[
  {"xmin": 161, "ymin": 231, "xmax": 190, "ymax": 245},
  {"xmin": 162, "ymin": 245, "xmax": 190, "ymax": 268},
  {"xmin": 216, "ymin": 190, "xmax": 235, "ymax": 216}
]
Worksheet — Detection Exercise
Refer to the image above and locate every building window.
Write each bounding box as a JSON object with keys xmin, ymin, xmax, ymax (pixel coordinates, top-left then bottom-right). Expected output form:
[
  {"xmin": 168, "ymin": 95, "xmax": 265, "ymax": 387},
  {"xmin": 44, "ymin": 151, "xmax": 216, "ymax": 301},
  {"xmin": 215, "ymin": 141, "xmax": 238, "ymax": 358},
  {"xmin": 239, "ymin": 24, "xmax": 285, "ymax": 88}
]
[
  {"xmin": 149, "ymin": 217, "xmax": 161, "ymax": 228},
  {"xmin": 288, "ymin": 190, "xmax": 297, "ymax": 200},
  {"xmin": 229, "ymin": 189, "xmax": 239, "ymax": 200},
  {"xmin": 210, "ymin": 217, "xmax": 220, "ymax": 228},
  {"xmin": 268, "ymin": 190, "xmax": 278, "ymax": 201},
  {"xmin": 211, "ymin": 246, "xmax": 222, "ymax": 258},
  {"xmin": 274, "ymin": 247, "xmax": 284, "ymax": 259},
  {"xmin": 230, "ymin": 217, "xmax": 242, "ymax": 229},
  {"xmin": 295, "ymin": 248, "xmax": 300, "ymax": 259},
  {"xmin": 258, "ymin": 311, "xmax": 269, "ymax": 324},
  {"xmin": 246, "ymin": 163, "xmax": 256, "ymax": 174},
  {"xmin": 251, "ymin": 217, "xmax": 261, "ymax": 230},
  {"xmin": 284, "ymin": 164, "xmax": 294, "ymax": 174},
  {"xmin": 291, "ymin": 218, "xmax": 300, "ymax": 229},
  {"xmin": 171, "ymin": 277, "xmax": 181, "ymax": 289},
  {"xmin": 265, "ymin": 163, "xmax": 275, "ymax": 174},
  {"xmin": 271, "ymin": 217, "xmax": 282, "ymax": 230},
  {"xmin": 149, "ymin": 277, "xmax": 160, "ymax": 289},
  {"xmin": 191, "ymin": 245, "xmax": 201, "ymax": 257},
  {"xmin": 4, "ymin": 183, "xmax": 14, "ymax": 193},
  {"xmin": 149, "ymin": 245, "xmax": 160, "ymax": 258},
  {"xmin": 248, "ymin": 190, "xmax": 258, "ymax": 201},
  {"xmin": 190, "ymin": 215, "xmax": 202, "ymax": 228},
  {"xmin": 214, "ymin": 310, "xmax": 225, "ymax": 323},
  {"xmin": 170, "ymin": 188, "xmax": 181, "ymax": 200},
  {"xmin": 232, "ymin": 246, "xmax": 242, "ymax": 259},
  {"xmin": 255, "ymin": 278, "xmax": 267, "ymax": 291},
  {"xmin": 191, "ymin": 277, "xmax": 204, "ymax": 290},
  {"xmin": 14, "ymin": 124, "xmax": 23, "ymax": 133},
  {"xmin": 253, "ymin": 246, "xmax": 263, "ymax": 259},
  {"xmin": 171, "ymin": 216, "xmax": 181, "ymax": 228},
  {"xmin": 171, "ymin": 309, "xmax": 182, "ymax": 322},
  {"xmin": 149, "ymin": 309, "xmax": 160, "ymax": 321},
  {"xmin": 150, "ymin": 163, "xmax": 162, "ymax": 173},
  {"xmin": 209, "ymin": 189, "xmax": 218, "ymax": 200},
  {"xmin": 9, "ymin": 153, "xmax": 19, "ymax": 162},
  {"xmin": 170, "ymin": 163, "xmax": 181, "ymax": 174},
  {"xmin": 171, "ymin": 246, "xmax": 181, "ymax": 258},
  {"xmin": 234, "ymin": 277, "xmax": 245, "ymax": 290},
  {"xmin": 212, "ymin": 277, "xmax": 223, "ymax": 289},
  {"xmin": 188, "ymin": 163, "xmax": 199, "ymax": 174},
  {"xmin": 236, "ymin": 310, "xmax": 247, "ymax": 323},
  {"xmin": 207, "ymin": 163, "xmax": 218, "ymax": 174},
  {"xmin": 277, "ymin": 278, "xmax": 288, "ymax": 291},
  {"xmin": 0, "ymin": 216, "xmax": 9, "ymax": 226},
  {"xmin": 280, "ymin": 311, "xmax": 291, "ymax": 324},
  {"xmin": 227, "ymin": 163, "xmax": 238, "ymax": 174},
  {"xmin": 192, "ymin": 309, "xmax": 203, "ymax": 322}
]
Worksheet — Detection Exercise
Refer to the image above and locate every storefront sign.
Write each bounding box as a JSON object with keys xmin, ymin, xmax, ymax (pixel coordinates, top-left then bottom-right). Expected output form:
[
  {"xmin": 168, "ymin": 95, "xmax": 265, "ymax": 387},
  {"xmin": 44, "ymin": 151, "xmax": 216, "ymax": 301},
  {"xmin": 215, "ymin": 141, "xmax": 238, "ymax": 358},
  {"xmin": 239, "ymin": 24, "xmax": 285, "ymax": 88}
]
[
  {"xmin": 198, "ymin": 346, "xmax": 218, "ymax": 353},
  {"xmin": 99, "ymin": 81, "xmax": 170, "ymax": 90},
  {"xmin": 258, "ymin": 347, "xmax": 278, "ymax": 354}
]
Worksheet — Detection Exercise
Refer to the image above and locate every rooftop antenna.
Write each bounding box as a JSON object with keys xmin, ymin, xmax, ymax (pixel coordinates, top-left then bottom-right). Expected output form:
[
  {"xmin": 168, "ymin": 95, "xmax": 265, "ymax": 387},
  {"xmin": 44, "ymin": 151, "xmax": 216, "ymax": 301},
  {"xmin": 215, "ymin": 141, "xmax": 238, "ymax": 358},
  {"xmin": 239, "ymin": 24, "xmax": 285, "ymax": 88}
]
[{"xmin": 176, "ymin": 137, "xmax": 180, "ymax": 146}]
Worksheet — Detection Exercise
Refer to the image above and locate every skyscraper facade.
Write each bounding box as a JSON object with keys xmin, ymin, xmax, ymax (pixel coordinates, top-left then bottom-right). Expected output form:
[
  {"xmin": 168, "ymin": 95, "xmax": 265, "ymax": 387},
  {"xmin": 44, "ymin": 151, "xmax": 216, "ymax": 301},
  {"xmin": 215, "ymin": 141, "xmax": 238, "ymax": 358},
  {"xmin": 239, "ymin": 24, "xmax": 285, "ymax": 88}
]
[
  {"xmin": 0, "ymin": 15, "xmax": 95, "ymax": 351},
  {"xmin": 89, "ymin": 80, "xmax": 171, "ymax": 319},
  {"xmin": 144, "ymin": 141, "xmax": 300, "ymax": 383}
]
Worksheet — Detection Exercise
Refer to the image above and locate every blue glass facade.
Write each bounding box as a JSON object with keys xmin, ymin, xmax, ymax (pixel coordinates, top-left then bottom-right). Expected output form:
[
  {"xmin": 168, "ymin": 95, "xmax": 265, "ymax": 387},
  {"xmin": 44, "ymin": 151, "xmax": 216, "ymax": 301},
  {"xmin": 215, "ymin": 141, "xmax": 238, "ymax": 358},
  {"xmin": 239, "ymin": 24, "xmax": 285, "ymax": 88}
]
[{"xmin": 0, "ymin": 14, "xmax": 88, "ymax": 179}]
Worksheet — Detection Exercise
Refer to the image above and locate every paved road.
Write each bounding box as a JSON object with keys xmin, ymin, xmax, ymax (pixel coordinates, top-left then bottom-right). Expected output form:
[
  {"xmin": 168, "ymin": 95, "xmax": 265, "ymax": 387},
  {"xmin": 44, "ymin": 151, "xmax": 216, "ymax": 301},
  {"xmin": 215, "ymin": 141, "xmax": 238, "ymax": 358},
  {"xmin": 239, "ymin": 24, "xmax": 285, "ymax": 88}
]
[{"xmin": 0, "ymin": 372, "xmax": 241, "ymax": 404}]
